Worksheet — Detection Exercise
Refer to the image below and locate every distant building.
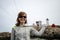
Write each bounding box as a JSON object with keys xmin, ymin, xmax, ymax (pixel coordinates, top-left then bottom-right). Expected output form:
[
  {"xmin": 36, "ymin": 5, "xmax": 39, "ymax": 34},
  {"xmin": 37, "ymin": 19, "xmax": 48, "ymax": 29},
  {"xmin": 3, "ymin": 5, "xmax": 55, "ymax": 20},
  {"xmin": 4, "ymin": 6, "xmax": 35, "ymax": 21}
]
[{"xmin": 36, "ymin": 21, "xmax": 42, "ymax": 27}]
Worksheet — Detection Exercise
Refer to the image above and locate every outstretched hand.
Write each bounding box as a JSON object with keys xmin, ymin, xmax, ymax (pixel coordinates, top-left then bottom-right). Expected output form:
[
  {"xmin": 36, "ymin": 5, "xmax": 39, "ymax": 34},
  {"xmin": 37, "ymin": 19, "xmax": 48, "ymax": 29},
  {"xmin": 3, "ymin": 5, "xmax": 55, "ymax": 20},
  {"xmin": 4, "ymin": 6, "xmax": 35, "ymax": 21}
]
[{"xmin": 32, "ymin": 23, "xmax": 41, "ymax": 31}]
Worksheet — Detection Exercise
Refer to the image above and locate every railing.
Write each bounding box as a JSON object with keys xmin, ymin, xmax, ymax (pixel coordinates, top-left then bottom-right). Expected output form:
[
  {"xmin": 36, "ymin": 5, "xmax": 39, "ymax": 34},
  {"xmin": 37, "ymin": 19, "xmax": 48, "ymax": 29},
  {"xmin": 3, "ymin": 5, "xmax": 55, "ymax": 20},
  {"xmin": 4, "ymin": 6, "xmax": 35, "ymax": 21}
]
[{"xmin": 0, "ymin": 26, "xmax": 60, "ymax": 40}]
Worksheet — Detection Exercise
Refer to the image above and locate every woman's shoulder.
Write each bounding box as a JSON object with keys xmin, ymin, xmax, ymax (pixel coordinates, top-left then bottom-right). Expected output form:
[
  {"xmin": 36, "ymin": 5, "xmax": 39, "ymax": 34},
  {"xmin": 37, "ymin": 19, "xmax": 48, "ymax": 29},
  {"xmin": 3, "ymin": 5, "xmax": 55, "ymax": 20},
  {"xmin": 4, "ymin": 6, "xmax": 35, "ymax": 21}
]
[{"xmin": 12, "ymin": 25, "xmax": 17, "ymax": 29}]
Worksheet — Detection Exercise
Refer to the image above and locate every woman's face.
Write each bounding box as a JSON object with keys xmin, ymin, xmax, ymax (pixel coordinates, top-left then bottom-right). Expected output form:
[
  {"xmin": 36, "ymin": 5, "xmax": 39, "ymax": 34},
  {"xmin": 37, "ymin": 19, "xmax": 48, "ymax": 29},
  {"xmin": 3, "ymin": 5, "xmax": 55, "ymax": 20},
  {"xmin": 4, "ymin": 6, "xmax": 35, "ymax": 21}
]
[{"xmin": 18, "ymin": 14, "xmax": 27, "ymax": 24}]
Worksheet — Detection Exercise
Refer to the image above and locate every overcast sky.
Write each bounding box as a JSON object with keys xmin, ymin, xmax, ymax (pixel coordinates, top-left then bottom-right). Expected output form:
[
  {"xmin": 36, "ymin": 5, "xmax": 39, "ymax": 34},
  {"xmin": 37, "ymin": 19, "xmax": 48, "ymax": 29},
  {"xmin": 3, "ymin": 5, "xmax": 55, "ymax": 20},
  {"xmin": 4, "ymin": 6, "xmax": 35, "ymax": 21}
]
[{"xmin": 0, "ymin": 0, "xmax": 60, "ymax": 32}]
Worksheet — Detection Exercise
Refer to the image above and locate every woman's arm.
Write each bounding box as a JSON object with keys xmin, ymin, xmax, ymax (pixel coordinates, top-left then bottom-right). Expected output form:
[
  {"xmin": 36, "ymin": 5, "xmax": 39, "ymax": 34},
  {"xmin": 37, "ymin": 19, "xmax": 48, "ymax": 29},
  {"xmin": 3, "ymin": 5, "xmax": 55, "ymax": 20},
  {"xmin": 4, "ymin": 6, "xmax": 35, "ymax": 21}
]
[
  {"xmin": 11, "ymin": 28, "xmax": 15, "ymax": 40},
  {"xmin": 31, "ymin": 25, "xmax": 47, "ymax": 36}
]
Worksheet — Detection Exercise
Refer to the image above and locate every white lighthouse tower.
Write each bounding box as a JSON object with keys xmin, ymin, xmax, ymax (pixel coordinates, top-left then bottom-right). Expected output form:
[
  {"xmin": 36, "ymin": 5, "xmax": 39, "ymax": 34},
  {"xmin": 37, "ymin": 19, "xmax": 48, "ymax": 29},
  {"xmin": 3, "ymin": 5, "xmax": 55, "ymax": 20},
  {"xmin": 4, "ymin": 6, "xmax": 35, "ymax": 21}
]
[{"xmin": 46, "ymin": 18, "xmax": 49, "ymax": 26}]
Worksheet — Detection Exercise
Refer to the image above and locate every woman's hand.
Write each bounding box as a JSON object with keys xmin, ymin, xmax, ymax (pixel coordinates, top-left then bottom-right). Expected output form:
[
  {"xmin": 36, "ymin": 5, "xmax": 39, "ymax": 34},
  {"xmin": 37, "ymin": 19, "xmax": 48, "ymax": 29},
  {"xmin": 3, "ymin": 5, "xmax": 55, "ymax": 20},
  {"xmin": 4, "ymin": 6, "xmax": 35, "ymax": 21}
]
[{"xmin": 32, "ymin": 23, "xmax": 41, "ymax": 31}]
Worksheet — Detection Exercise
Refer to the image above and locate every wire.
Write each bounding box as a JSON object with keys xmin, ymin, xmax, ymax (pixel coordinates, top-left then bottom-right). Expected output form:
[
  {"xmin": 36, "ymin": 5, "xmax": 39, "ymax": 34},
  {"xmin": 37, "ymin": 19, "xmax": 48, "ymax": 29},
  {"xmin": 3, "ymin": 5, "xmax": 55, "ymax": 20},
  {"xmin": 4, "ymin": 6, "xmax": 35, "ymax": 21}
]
[
  {"xmin": 0, "ymin": 6, "xmax": 12, "ymax": 18},
  {"xmin": 13, "ymin": 0, "xmax": 18, "ymax": 13}
]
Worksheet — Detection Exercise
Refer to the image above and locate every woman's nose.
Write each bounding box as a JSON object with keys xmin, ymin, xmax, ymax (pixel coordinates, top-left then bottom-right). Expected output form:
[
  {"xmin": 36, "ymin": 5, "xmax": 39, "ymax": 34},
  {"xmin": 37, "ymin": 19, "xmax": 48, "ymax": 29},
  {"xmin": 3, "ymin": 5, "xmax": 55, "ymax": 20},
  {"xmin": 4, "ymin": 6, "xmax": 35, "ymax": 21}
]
[{"xmin": 22, "ymin": 17, "xmax": 24, "ymax": 18}]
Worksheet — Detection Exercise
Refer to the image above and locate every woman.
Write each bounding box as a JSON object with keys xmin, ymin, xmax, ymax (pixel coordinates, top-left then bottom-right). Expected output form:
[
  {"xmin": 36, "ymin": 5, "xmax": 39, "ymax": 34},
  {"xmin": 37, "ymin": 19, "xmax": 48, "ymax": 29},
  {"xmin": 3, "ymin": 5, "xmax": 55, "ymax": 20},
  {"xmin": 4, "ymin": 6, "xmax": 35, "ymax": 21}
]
[{"xmin": 11, "ymin": 11, "xmax": 47, "ymax": 40}]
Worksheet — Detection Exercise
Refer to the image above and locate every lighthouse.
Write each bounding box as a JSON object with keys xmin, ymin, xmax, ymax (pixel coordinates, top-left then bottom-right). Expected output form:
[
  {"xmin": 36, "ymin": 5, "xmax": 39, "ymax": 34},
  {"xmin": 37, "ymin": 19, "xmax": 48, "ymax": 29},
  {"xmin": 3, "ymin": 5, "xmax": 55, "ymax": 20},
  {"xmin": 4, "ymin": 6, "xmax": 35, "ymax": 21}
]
[{"xmin": 46, "ymin": 18, "xmax": 49, "ymax": 26}]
